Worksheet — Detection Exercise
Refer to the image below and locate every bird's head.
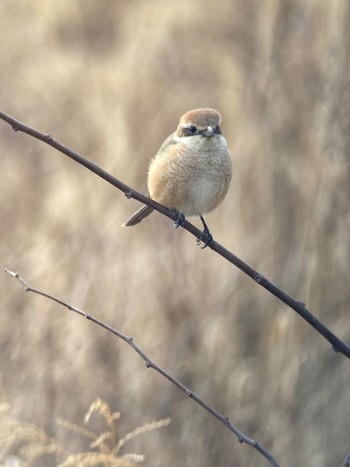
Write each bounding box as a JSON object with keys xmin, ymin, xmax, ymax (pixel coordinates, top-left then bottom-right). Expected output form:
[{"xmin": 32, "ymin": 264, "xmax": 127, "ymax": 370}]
[{"xmin": 175, "ymin": 108, "xmax": 223, "ymax": 140}]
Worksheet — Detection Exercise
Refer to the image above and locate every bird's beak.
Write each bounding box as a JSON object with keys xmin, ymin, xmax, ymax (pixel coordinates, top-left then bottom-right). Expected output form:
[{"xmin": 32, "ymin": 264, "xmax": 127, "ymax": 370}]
[{"xmin": 201, "ymin": 126, "xmax": 214, "ymax": 138}]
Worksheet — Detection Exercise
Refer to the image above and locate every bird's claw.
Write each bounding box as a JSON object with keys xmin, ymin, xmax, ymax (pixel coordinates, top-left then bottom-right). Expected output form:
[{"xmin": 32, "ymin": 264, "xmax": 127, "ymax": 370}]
[
  {"xmin": 173, "ymin": 211, "xmax": 213, "ymax": 248},
  {"xmin": 196, "ymin": 229, "xmax": 213, "ymax": 249},
  {"xmin": 173, "ymin": 211, "xmax": 185, "ymax": 229}
]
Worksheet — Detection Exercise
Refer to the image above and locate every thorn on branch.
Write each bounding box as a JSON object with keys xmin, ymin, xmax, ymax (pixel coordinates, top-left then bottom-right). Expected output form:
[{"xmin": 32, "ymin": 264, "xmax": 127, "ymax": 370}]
[
  {"xmin": 254, "ymin": 274, "xmax": 267, "ymax": 286},
  {"xmin": 124, "ymin": 191, "xmax": 133, "ymax": 199}
]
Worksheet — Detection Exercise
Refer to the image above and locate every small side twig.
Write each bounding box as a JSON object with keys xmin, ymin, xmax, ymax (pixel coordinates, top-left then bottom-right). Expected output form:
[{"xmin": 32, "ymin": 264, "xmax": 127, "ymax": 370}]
[
  {"xmin": 0, "ymin": 110, "xmax": 349, "ymax": 359},
  {"xmin": 4, "ymin": 268, "xmax": 280, "ymax": 467}
]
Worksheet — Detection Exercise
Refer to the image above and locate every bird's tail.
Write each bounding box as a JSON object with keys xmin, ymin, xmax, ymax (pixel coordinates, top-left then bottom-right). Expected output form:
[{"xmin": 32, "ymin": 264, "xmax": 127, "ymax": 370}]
[{"xmin": 122, "ymin": 204, "xmax": 154, "ymax": 227}]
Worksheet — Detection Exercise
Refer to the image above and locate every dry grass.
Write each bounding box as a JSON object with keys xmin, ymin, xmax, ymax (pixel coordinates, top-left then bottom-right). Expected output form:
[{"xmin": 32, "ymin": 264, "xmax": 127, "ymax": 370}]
[
  {"xmin": 1, "ymin": 1, "xmax": 350, "ymax": 466},
  {"xmin": 0, "ymin": 399, "xmax": 170, "ymax": 466}
]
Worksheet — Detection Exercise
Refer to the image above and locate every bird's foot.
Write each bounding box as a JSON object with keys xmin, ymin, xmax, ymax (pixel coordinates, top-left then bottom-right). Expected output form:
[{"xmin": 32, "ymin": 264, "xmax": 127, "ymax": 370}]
[
  {"xmin": 173, "ymin": 211, "xmax": 185, "ymax": 229},
  {"xmin": 196, "ymin": 215, "xmax": 213, "ymax": 248},
  {"xmin": 196, "ymin": 228, "xmax": 213, "ymax": 249}
]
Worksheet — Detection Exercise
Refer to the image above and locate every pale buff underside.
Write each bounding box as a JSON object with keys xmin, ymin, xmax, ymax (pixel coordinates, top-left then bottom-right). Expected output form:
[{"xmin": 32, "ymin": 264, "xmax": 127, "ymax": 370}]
[{"xmin": 147, "ymin": 133, "xmax": 232, "ymax": 217}]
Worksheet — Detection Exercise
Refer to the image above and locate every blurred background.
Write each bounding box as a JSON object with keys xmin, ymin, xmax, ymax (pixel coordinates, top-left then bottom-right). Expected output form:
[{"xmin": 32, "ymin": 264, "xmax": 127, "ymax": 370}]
[{"xmin": 1, "ymin": 1, "xmax": 350, "ymax": 465}]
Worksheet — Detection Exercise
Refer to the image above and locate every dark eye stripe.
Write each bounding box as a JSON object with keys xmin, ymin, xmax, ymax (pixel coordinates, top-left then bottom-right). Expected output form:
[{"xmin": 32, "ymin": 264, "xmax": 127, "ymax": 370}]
[
  {"xmin": 179, "ymin": 126, "xmax": 198, "ymax": 137},
  {"xmin": 179, "ymin": 125, "xmax": 221, "ymax": 137}
]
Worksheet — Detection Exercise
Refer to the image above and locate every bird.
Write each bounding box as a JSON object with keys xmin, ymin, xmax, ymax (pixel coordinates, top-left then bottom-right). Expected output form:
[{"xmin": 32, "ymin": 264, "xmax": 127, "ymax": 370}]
[{"xmin": 123, "ymin": 108, "xmax": 232, "ymax": 247}]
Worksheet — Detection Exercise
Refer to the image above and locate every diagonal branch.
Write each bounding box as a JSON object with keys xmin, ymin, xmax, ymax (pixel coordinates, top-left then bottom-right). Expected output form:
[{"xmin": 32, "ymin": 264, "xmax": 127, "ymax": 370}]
[
  {"xmin": 4, "ymin": 268, "xmax": 280, "ymax": 467},
  {"xmin": 1, "ymin": 110, "xmax": 349, "ymax": 359}
]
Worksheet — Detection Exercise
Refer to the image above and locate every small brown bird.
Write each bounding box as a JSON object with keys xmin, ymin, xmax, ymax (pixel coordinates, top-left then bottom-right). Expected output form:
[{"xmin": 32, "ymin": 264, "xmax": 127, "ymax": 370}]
[{"xmin": 123, "ymin": 108, "xmax": 232, "ymax": 246}]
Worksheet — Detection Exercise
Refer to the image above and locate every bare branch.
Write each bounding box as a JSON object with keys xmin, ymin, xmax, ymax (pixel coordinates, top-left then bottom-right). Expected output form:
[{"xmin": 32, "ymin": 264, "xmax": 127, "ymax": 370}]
[
  {"xmin": 1, "ymin": 110, "xmax": 349, "ymax": 361},
  {"xmin": 4, "ymin": 268, "xmax": 280, "ymax": 467}
]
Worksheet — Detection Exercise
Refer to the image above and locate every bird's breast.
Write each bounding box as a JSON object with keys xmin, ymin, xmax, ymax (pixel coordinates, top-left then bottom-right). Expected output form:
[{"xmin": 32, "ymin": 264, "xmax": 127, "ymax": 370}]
[{"xmin": 148, "ymin": 137, "xmax": 232, "ymax": 216}]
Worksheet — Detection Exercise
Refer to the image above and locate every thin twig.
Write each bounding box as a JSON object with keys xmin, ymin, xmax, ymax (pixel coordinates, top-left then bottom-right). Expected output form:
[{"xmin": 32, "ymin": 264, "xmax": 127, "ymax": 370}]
[
  {"xmin": 1, "ymin": 110, "xmax": 349, "ymax": 359},
  {"xmin": 4, "ymin": 268, "xmax": 280, "ymax": 467}
]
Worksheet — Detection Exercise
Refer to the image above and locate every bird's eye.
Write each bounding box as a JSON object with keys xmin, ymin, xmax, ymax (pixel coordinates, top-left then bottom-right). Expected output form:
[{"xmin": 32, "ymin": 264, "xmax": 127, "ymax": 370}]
[
  {"xmin": 214, "ymin": 125, "xmax": 222, "ymax": 134},
  {"xmin": 188, "ymin": 125, "xmax": 197, "ymax": 135}
]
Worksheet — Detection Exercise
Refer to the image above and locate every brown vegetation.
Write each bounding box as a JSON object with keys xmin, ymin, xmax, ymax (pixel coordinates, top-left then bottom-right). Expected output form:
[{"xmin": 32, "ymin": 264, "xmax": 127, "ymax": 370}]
[{"xmin": 1, "ymin": 1, "xmax": 349, "ymax": 465}]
